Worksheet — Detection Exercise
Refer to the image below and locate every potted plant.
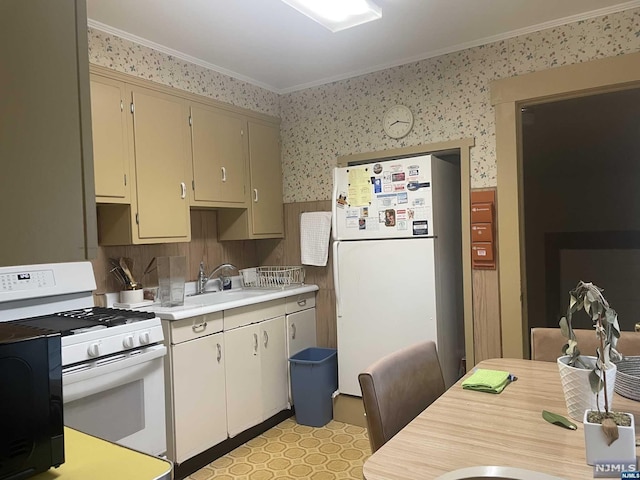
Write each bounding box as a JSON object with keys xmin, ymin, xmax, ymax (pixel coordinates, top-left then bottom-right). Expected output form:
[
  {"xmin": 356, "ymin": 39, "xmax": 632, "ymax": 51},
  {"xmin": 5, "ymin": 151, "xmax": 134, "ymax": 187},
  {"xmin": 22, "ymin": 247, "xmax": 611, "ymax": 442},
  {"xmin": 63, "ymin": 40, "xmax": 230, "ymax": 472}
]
[{"xmin": 557, "ymin": 281, "xmax": 635, "ymax": 466}]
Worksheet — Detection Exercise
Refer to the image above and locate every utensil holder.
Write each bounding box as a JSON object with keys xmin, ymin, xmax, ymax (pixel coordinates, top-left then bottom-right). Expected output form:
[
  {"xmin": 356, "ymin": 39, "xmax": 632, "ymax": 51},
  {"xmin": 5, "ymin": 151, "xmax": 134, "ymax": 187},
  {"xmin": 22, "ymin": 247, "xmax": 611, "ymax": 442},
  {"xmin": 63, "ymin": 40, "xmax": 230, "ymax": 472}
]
[{"xmin": 119, "ymin": 288, "xmax": 144, "ymax": 305}]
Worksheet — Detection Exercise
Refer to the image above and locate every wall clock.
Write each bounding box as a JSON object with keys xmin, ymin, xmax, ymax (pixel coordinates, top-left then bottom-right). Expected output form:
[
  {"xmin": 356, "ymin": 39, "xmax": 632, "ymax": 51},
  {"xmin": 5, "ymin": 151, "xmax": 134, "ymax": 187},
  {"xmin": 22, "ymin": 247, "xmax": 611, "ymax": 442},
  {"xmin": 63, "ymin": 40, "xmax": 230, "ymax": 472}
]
[{"xmin": 383, "ymin": 105, "xmax": 414, "ymax": 139}]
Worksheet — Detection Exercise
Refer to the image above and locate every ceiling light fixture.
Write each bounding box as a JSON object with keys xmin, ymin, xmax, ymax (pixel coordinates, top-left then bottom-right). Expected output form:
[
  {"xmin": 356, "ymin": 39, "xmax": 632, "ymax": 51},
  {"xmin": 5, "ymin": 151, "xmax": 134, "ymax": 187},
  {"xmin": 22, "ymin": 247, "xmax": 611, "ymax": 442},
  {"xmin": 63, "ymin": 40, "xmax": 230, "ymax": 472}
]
[{"xmin": 281, "ymin": 0, "xmax": 382, "ymax": 32}]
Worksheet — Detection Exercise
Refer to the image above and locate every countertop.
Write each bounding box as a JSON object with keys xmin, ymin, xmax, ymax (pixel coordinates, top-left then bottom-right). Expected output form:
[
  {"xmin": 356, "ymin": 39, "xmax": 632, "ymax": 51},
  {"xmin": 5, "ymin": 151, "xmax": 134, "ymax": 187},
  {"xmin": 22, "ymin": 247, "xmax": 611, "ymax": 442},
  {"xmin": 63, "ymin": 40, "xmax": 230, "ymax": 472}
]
[
  {"xmin": 139, "ymin": 284, "xmax": 319, "ymax": 320},
  {"xmin": 32, "ymin": 428, "xmax": 172, "ymax": 480}
]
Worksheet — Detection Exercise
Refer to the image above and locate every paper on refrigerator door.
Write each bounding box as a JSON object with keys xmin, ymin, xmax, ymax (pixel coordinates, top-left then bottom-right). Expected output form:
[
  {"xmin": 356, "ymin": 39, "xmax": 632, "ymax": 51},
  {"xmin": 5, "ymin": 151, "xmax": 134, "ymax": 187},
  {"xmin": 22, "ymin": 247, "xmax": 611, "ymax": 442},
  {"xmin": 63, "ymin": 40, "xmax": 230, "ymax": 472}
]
[{"xmin": 347, "ymin": 168, "xmax": 371, "ymax": 207}]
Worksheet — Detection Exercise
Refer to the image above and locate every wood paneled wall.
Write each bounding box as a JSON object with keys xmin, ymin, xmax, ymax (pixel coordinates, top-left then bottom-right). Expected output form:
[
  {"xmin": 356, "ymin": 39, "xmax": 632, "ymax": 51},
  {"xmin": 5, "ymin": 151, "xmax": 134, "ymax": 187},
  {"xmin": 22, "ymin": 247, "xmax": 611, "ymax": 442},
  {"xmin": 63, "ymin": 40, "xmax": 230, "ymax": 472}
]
[
  {"xmin": 256, "ymin": 201, "xmax": 336, "ymax": 349},
  {"xmin": 92, "ymin": 209, "xmax": 258, "ymax": 294},
  {"xmin": 472, "ymin": 269, "xmax": 502, "ymax": 361},
  {"xmin": 93, "ymin": 198, "xmax": 500, "ymax": 358}
]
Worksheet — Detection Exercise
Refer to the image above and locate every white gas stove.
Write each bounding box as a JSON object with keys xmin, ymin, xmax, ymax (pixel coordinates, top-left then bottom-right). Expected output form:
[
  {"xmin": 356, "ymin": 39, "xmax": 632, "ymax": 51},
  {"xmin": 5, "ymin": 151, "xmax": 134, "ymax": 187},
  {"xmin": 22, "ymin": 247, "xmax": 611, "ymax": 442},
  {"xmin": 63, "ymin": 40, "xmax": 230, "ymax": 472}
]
[{"xmin": 0, "ymin": 261, "xmax": 167, "ymax": 457}]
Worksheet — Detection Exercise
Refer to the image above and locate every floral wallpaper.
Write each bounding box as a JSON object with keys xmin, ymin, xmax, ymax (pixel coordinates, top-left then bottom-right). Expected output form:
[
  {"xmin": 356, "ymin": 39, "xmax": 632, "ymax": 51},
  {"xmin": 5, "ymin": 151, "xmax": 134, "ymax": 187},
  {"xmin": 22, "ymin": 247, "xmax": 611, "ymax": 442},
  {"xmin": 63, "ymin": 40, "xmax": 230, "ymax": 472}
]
[
  {"xmin": 88, "ymin": 8, "xmax": 640, "ymax": 203},
  {"xmin": 87, "ymin": 27, "xmax": 280, "ymax": 117}
]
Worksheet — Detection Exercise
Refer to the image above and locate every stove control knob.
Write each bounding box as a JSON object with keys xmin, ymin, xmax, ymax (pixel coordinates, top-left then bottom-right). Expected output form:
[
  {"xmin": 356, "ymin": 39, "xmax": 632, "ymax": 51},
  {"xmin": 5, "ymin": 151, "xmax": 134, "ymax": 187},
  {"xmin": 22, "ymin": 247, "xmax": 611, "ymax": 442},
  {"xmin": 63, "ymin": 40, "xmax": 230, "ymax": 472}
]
[
  {"xmin": 123, "ymin": 335, "xmax": 135, "ymax": 349},
  {"xmin": 87, "ymin": 342, "xmax": 100, "ymax": 357},
  {"xmin": 139, "ymin": 331, "xmax": 150, "ymax": 345}
]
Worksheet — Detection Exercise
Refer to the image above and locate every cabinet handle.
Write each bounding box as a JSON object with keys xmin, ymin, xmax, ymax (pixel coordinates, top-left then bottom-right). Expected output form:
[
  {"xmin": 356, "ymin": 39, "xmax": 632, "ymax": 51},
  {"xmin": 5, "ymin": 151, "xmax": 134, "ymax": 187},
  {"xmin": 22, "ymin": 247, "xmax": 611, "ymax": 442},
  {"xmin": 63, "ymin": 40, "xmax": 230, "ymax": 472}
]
[
  {"xmin": 253, "ymin": 188, "xmax": 259, "ymax": 203},
  {"xmin": 216, "ymin": 343, "xmax": 222, "ymax": 363},
  {"xmin": 192, "ymin": 322, "xmax": 207, "ymax": 333},
  {"xmin": 291, "ymin": 323, "xmax": 296, "ymax": 339},
  {"xmin": 297, "ymin": 298, "xmax": 307, "ymax": 307},
  {"xmin": 253, "ymin": 333, "xmax": 258, "ymax": 355},
  {"xmin": 180, "ymin": 182, "xmax": 187, "ymax": 199},
  {"xmin": 263, "ymin": 330, "xmax": 269, "ymax": 347},
  {"xmin": 221, "ymin": 167, "xmax": 227, "ymax": 182}
]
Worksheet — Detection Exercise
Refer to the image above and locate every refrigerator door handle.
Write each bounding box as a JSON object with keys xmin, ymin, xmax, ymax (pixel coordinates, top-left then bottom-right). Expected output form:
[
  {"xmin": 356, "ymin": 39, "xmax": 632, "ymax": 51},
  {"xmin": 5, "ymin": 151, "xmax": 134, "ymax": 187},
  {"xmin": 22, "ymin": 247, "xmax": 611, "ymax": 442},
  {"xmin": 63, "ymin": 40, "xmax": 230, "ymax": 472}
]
[
  {"xmin": 331, "ymin": 167, "xmax": 338, "ymax": 240},
  {"xmin": 333, "ymin": 241, "xmax": 341, "ymax": 318}
]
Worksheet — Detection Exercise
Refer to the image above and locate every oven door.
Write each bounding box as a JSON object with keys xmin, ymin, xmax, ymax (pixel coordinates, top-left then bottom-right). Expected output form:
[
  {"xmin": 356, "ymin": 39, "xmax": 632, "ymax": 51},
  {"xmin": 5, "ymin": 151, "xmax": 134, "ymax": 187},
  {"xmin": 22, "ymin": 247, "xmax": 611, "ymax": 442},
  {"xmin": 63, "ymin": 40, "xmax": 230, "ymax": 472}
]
[{"xmin": 62, "ymin": 344, "xmax": 167, "ymax": 456}]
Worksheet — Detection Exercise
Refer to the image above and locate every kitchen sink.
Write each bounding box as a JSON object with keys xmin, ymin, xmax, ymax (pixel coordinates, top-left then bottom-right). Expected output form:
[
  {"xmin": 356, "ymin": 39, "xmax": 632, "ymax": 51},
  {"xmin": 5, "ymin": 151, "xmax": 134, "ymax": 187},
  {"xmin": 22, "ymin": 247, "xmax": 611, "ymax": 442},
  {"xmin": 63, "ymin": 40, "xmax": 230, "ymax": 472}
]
[{"xmin": 183, "ymin": 288, "xmax": 269, "ymax": 306}]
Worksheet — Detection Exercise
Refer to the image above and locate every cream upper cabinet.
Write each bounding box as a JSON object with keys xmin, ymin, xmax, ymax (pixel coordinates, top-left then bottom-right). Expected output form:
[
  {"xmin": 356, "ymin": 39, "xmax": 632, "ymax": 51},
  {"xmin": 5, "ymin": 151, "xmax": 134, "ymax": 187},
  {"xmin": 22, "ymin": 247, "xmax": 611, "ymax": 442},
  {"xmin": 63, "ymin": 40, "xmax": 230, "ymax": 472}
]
[
  {"xmin": 90, "ymin": 75, "xmax": 130, "ymax": 203},
  {"xmin": 249, "ymin": 121, "xmax": 284, "ymax": 236},
  {"xmin": 130, "ymin": 86, "xmax": 191, "ymax": 241},
  {"xmin": 218, "ymin": 120, "xmax": 284, "ymax": 240},
  {"xmin": 90, "ymin": 66, "xmax": 282, "ymax": 245},
  {"xmin": 97, "ymin": 85, "xmax": 192, "ymax": 244},
  {"xmin": 0, "ymin": 0, "xmax": 96, "ymax": 266},
  {"xmin": 190, "ymin": 103, "xmax": 247, "ymax": 207}
]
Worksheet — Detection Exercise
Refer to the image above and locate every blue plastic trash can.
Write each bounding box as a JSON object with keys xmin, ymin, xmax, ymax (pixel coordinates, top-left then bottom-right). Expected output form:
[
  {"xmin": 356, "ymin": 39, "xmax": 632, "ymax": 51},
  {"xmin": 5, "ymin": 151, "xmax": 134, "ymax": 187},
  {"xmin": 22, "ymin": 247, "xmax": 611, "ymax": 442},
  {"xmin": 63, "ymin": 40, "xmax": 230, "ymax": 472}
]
[{"xmin": 289, "ymin": 347, "xmax": 338, "ymax": 427}]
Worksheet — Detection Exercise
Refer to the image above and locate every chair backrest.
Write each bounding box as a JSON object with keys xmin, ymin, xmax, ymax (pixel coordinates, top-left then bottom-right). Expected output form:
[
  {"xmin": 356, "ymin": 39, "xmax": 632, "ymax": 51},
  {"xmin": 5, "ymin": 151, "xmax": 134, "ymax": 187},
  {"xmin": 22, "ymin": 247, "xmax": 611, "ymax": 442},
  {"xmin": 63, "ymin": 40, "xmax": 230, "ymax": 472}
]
[
  {"xmin": 435, "ymin": 466, "xmax": 566, "ymax": 480},
  {"xmin": 530, "ymin": 327, "xmax": 640, "ymax": 361},
  {"xmin": 358, "ymin": 340, "xmax": 445, "ymax": 453}
]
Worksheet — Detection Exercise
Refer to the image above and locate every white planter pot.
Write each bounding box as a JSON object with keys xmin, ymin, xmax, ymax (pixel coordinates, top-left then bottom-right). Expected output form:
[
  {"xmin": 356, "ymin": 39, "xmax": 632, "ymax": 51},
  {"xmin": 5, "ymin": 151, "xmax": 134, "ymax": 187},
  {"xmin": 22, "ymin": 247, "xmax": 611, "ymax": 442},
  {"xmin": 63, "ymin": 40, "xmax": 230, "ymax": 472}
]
[
  {"xmin": 557, "ymin": 356, "xmax": 616, "ymax": 421},
  {"xmin": 583, "ymin": 410, "xmax": 636, "ymax": 466}
]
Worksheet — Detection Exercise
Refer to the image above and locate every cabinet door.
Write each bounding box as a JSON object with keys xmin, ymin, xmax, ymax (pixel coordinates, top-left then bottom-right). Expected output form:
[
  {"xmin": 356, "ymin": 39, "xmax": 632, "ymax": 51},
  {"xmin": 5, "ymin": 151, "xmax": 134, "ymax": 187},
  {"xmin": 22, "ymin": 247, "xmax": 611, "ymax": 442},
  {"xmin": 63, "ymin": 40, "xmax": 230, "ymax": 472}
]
[
  {"xmin": 90, "ymin": 75, "xmax": 130, "ymax": 202},
  {"xmin": 191, "ymin": 104, "xmax": 247, "ymax": 206},
  {"xmin": 130, "ymin": 86, "xmax": 191, "ymax": 240},
  {"xmin": 260, "ymin": 316, "xmax": 288, "ymax": 419},
  {"xmin": 287, "ymin": 308, "xmax": 317, "ymax": 358},
  {"xmin": 248, "ymin": 121, "xmax": 284, "ymax": 236},
  {"xmin": 0, "ymin": 0, "xmax": 96, "ymax": 266},
  {"xmin": 224, "ymin": 324, "xmax": 262, "ymax": 437},
  {"xmin": 171, "ymin": 333, "xmax": 227, "ymax": 463},
  {"xmin": 286, "ymin": 308, "xmax": 317, "ymax": 405}
]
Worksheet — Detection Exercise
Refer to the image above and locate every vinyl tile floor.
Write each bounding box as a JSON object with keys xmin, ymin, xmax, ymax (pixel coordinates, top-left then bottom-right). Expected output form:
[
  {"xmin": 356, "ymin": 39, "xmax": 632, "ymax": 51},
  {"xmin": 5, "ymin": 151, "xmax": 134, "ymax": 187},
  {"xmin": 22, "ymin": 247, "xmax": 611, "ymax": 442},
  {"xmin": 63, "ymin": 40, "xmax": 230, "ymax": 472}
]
[{"xmin": 187, "ymin": 418, "xmax": 371, "ymax": 480}]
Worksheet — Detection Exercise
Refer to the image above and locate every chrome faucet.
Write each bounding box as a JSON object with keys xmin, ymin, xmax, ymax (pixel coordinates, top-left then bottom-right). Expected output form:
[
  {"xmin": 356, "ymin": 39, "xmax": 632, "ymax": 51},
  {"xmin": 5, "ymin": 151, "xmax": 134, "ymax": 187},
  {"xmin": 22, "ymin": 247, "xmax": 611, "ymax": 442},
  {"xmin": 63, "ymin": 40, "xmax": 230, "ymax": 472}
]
[{"xmin": 196, "ymin": 262, "xmax": 238, "ymax": 295}]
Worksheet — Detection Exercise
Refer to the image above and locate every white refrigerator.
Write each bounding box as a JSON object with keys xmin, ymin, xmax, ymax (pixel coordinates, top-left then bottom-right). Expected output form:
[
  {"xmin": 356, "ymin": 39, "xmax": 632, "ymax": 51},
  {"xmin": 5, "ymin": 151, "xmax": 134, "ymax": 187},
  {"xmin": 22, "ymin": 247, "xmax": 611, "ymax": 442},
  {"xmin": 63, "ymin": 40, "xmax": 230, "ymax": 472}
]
[{"xmin": 332, "ymin": 154, "xmax": 464, "ymax": 396}]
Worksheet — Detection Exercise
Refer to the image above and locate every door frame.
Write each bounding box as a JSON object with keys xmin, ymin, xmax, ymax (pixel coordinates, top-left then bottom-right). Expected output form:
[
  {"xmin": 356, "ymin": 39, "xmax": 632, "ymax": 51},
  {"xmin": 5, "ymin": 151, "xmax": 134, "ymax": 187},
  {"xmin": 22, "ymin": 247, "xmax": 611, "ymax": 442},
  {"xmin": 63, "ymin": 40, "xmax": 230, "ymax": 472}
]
[{"xmin": 491, "ymin": 52, "xmax": 640, "ymax": 358}]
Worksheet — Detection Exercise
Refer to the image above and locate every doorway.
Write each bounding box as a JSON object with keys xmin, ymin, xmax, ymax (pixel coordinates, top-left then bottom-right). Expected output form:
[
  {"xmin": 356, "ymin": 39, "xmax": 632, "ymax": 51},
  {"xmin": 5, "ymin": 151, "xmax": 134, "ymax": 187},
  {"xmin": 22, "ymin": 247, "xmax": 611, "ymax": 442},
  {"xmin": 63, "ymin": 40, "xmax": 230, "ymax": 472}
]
[
  {"xmin": 491, "ymin": 51, "xmax": 640, "ymax": 358},
  {"xmin": 521, "ymin": 89, "xmax": 640, "ymax": 338}
]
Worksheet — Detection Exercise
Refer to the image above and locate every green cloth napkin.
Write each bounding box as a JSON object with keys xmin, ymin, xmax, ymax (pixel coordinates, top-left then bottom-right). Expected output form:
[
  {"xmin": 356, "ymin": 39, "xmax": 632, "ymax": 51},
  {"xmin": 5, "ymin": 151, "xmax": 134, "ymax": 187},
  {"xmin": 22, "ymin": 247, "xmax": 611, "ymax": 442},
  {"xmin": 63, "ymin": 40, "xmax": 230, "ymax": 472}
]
[{"xmin": 462, "ymin": 369, "xmax": 511, "ymax": 394}]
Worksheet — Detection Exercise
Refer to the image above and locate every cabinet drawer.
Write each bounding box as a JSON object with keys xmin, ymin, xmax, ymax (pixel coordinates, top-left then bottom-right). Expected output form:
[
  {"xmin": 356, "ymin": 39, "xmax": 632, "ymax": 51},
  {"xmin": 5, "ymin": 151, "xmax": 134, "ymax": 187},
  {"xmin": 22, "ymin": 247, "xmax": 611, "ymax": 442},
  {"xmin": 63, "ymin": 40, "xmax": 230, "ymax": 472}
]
[
  {"xmin": 224, "ymin": 299, "xmax": 285, "ymax": 330},
  {"xmin": 285, "ymin": 292, "xmax": 316, "ymax": 314},
  {"xmin": 165, "ymin": 312, "xmax": 223, "ymax": 344}
]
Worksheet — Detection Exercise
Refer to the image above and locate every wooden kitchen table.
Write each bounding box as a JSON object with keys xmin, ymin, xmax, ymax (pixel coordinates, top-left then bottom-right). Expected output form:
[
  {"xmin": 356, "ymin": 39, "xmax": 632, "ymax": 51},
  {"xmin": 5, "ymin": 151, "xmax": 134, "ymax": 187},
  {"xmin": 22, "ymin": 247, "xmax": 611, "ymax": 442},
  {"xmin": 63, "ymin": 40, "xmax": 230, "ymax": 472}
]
[{"xmin": 363, "ymin": 358, "xmax": 640, "ymax": 480}]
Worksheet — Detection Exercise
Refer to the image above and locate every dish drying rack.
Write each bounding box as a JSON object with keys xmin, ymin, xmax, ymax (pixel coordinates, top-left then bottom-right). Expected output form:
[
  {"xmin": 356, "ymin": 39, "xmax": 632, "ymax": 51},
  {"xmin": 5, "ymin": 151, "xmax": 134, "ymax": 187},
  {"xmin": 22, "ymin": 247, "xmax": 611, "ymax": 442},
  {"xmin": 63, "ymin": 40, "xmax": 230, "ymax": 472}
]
[{"xmin": 240, "ymin": 266, "xmax": 305, "ymax": 288}]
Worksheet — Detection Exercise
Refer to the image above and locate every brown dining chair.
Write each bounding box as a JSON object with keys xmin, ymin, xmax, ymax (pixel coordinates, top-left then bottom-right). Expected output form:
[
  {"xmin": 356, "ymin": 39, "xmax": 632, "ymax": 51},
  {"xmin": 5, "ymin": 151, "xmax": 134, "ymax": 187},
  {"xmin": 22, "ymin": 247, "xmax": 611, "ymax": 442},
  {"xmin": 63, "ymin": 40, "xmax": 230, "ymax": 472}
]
[
  {"xmin": 435, "ymin": 465, "xmax": 566, "ymax": 480},
  {"xmin": 530, "ymin": 327, "xmax": 640, "ymax": 361},
  {"xmin": 358, "ymin": 340, "xmax": 445, "ymax": 453}
]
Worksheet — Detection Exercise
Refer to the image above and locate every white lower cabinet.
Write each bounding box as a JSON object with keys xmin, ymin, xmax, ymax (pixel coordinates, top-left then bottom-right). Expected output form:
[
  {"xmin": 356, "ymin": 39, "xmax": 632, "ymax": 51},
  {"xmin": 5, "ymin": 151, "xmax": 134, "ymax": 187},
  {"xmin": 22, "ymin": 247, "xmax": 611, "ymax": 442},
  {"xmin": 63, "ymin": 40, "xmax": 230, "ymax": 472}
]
[
  {"xmin": 285, "ymin": 292, "xmax": 317, "ymax": 404},
  {"xmin": 260, "ymin": 316, "xmax": 288, "ymax": 418},
  {"xmin": 224, "ymin": 323, "xmax": 263, "ymax": 437},
  {"xmin": 287, "ymin": 309, "xmax": 317, "ymax": 358},
  {"xmin": 163, "ymin": 314, "xmax": 227, "ymax": 464},
  {"xmin": 163, "ymin": 292, "xmax": 317, "ymax": 462},
  {"xmin": 224, "ymin": 299, "xmax": 289, "ymax": 437}
]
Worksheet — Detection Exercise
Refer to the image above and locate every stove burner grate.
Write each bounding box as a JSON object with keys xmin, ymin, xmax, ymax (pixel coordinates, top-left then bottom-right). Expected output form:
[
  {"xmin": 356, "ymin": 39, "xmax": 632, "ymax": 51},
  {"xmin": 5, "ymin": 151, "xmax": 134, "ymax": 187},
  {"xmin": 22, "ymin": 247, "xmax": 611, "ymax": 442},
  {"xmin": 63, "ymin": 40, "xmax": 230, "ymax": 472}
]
[{"xmin": 55, "ymin": 307, "xmax": 156, "ymax": 327}]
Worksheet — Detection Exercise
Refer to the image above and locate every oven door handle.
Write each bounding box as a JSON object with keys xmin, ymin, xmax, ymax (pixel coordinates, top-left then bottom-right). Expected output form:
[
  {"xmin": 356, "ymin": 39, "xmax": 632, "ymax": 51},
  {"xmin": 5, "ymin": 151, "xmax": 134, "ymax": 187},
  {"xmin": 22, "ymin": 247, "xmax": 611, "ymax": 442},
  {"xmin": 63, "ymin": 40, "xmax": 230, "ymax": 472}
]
[{"xmin": 62, "ymin": 344, "xmax": 167, "ymax": 401}]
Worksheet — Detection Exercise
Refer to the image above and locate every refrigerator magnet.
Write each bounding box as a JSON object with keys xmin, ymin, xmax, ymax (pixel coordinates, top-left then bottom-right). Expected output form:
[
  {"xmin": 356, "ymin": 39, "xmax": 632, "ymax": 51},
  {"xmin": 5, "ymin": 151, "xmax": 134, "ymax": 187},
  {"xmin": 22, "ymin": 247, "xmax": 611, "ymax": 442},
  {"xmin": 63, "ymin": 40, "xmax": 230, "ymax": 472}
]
[
  {"xmin": 384, "ymin": 209, "xmax": 396, "ymax": 227},
  {"xmin": 336, "ymin": 192, "xmax": 347, "ymax": 208},
  {"xmin": 413, "ymin": 220, "xmax": 429, "ymax": 235},
  {"xmin": 391, "ymin": 172, "xmax": 406, "ymax": 182},
  {"xmin": 346, "ymin": 217, "xmax": 359, "ymax": 228},
  {"xmin": 373, "ymin": 163, "xmax": 383, "ymax": 174},
  {"xmin": 374, "ymin": 178, "xmax": 382, "ymax": 193}
]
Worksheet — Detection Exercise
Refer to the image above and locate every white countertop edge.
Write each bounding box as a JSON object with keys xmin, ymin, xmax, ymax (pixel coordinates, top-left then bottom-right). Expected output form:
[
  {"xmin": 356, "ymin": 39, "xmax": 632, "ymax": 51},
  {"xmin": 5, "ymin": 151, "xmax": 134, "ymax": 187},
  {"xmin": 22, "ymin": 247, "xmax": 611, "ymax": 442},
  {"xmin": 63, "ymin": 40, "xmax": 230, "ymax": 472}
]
[{"xmin": 144, "ymin": 284, "xmax": 319, "ymax": 320}]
